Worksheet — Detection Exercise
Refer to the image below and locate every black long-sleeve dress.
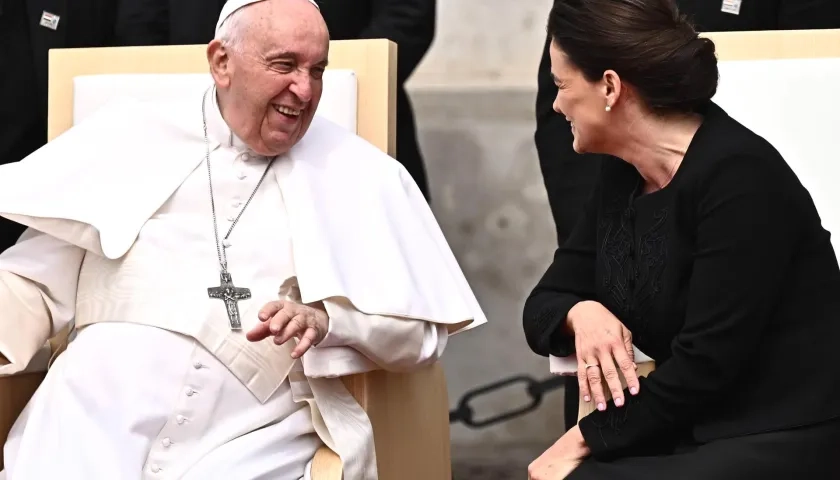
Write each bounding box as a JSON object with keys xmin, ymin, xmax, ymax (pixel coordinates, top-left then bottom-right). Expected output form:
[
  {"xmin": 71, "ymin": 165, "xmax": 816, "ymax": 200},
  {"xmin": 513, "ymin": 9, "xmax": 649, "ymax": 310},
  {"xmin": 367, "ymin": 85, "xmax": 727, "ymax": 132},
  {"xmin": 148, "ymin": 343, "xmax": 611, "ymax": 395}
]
[{"xmin": 523, "ymin": 102, "xmax": 840, "ymax": 478}]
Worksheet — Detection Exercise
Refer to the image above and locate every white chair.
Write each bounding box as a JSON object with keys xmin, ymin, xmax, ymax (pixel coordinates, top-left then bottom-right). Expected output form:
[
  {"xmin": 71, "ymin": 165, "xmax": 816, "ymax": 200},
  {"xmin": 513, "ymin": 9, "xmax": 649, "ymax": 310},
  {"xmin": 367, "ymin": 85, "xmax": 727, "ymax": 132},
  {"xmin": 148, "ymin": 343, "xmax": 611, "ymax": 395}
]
[
  {"xmin": 710, "ymin": 32, "xmax": 840, "ymax": 258},
  {"xmin": 71, "ymin": 71, "xmax": 359, "ymax": 132}
]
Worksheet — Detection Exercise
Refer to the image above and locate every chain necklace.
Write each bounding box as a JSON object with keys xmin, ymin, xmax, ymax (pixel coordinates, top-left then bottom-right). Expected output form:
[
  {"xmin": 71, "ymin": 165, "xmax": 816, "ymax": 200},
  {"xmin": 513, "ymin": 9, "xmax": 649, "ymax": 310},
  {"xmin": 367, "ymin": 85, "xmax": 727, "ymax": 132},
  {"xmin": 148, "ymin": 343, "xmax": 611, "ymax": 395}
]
[{"xmin": 201, "ymin": 86, "xmax": 277, "ymax": 330}]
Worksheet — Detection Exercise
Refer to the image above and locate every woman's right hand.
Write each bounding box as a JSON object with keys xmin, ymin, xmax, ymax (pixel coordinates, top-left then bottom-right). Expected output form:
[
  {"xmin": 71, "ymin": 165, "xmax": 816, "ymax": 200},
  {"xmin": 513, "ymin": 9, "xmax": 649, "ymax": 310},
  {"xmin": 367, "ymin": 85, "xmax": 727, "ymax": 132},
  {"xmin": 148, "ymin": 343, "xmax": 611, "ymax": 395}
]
[{"xmin": 568, "ymin": 300, "xmax": 640, "ymax": 411}]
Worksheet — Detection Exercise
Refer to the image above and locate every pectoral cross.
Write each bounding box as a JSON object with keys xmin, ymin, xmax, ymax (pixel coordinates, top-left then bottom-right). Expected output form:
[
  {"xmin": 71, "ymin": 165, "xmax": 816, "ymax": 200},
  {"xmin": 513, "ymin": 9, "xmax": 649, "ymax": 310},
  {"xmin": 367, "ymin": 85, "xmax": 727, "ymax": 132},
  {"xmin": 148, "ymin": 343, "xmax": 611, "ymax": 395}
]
[{"xmin": 208, "ymin": 271, "xmax": 251, "ymax": 330}]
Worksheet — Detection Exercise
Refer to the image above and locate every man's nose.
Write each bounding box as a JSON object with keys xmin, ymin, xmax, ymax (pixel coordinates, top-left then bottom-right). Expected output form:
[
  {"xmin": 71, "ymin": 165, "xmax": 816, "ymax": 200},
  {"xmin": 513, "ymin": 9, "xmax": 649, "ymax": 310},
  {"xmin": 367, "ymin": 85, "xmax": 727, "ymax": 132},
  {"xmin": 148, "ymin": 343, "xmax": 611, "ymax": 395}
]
[{"xmin": 289, "ymin": 71, "xmax": 314, "ymax": 103}]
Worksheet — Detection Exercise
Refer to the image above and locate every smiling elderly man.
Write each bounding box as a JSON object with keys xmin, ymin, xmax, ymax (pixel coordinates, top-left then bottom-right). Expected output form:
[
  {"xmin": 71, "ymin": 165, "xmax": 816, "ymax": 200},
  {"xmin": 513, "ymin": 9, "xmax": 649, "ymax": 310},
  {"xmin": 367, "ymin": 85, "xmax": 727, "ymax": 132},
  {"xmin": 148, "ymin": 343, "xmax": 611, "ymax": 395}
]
[{"xmin": 0, "ymin": 0, "xmax": 485, "ymax": 478}]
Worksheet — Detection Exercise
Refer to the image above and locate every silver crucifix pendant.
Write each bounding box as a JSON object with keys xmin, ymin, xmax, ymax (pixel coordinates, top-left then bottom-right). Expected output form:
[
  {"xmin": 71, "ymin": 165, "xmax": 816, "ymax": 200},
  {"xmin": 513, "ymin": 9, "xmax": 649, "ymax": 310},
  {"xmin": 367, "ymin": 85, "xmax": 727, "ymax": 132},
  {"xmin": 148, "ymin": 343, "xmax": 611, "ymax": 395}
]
[{"xmin": 208, "ymin": 271, "xmax": 252, "ymax": 330}]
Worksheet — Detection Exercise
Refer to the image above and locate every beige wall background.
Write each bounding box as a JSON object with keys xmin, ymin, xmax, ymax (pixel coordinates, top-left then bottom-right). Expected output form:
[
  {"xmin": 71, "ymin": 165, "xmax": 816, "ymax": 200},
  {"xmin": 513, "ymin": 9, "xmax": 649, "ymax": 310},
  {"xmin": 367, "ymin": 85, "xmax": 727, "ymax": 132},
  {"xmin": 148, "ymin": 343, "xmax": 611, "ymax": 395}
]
[
  {"xmin": 403, "ymin": 0, "xmax": 564, "ymax": 464},
  {"xmin": 409, "ymin": 0, "xmax": 553, "ymax": 89}
]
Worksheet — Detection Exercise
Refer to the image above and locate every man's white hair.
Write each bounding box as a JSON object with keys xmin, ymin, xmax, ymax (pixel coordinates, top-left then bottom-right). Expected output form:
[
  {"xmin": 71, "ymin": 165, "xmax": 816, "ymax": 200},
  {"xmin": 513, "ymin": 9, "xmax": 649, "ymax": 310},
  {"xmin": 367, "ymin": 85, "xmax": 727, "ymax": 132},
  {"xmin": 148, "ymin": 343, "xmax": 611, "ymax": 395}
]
[{"xmin": 215, "ymin": 6, "xmax": 250, "ymax": 52}]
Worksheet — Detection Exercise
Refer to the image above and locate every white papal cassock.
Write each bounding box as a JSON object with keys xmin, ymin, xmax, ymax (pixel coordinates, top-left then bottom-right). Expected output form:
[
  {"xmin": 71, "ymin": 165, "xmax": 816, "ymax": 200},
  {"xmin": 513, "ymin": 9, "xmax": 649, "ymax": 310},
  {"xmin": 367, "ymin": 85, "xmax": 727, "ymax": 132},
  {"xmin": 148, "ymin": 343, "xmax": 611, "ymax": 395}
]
[{"xmin": 0, "ymin": 86, "xmax": 485, "ymax": 479}]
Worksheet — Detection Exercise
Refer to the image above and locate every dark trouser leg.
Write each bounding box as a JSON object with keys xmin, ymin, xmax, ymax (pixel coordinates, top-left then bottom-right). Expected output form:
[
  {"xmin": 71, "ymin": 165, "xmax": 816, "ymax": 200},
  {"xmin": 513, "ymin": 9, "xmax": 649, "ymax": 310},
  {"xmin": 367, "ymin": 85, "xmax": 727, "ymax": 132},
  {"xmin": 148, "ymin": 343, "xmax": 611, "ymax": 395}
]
[
  {"xmin": 394, "ymin": 86, "xmax": 430, "ymax": 203},
  {"xmin": 534, "ymin": 33, "xmax": 601, "ymax": 433},
  {"xmin": 534, "ymin": 36, "xmax": 601, "ymax": 245}
]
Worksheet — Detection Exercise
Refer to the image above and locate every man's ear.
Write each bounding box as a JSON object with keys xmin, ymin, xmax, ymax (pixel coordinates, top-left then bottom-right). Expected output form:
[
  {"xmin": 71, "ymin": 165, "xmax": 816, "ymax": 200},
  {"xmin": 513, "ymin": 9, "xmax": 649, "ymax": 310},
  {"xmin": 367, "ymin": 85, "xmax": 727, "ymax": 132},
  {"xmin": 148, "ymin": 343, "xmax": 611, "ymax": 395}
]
[{"xmin": 207, "ymin": 40, "xmax": 232, "ymax": 89}]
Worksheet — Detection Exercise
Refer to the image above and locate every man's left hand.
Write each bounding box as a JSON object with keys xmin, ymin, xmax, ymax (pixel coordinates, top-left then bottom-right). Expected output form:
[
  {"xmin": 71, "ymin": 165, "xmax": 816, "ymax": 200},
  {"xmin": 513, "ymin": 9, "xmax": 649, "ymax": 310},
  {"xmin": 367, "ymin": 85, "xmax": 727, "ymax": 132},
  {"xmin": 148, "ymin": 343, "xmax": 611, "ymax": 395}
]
[
  {"xmin": 245, "ymin": 300, "xmax": 330, "ymax": 358},
  {"xmin": 528, "ymin": 425, "xmax": 590, "ymax": 480}
]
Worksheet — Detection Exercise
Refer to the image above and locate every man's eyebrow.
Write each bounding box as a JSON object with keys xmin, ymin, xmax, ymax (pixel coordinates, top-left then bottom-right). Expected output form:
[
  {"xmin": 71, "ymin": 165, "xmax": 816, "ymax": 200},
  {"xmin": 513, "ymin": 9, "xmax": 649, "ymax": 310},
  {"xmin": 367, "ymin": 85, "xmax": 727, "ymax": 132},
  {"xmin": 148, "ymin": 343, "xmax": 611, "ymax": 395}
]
[
  {"xmin": 265, "ymin": 50, "xmax": 329, "ymax": 68},
  {"xmin": 265, "ymin": 50, "xmax": 295, "ymax": 60}
]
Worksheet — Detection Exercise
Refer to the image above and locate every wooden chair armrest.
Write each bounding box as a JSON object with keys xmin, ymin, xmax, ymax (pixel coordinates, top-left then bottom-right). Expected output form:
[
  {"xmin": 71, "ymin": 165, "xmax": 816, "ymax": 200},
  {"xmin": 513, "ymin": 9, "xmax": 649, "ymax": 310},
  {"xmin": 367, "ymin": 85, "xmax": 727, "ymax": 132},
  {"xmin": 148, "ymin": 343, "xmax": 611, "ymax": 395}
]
[
  {"xmin": 0, "ymin": 372, "xmax": 46, "ymax": 468},
  {"xmin": 577, "ymin": 361, "xmax": 656, "ymax": 423},
  {"xmin": 310, "ymin": 445, "xmax": 342, "ymax": 480}
]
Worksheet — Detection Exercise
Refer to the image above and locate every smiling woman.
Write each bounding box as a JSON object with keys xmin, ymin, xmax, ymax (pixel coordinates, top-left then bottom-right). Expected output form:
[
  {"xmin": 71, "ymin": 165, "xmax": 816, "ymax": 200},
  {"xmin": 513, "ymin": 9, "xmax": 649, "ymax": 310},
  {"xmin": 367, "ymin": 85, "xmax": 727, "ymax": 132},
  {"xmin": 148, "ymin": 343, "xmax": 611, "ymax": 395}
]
[
  {"xmin": 523, "ymin": 0, "xmax": 840, "ymax": 479},
  {"xmin": 546, "ymin": 0, "xmax": 717, "ymax": 156}
]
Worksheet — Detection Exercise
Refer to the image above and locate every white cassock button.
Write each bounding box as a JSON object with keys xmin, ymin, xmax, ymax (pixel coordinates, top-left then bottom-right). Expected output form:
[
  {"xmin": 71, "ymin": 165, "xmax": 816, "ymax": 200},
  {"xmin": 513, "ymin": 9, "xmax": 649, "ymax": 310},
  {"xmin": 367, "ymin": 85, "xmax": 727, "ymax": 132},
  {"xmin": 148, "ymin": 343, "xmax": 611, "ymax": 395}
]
[
  {"xmin": 222, "ymin": 240, "xmax": 231, "ymax": 248},
  {"xmin": 227, "ymin": 215, "xmax": 236, "ymax": 222},
  {"xmin": 232, "ymin": 201, "xmax": 242, "ymax": 208},
  {"xmin": 193, "ymin": 361, "xmax": 203, "ymax": 369},
  {"xmin": 237, "ymin": 172, "xmax": 247, "ymax": 180},
  {"xmin": 161, "ymin": 438, "xmax": 172, "ymax": 448},
  {"xmin": 151, "ymin": 464, "xmax": 161, "ymax": 473},
  {"xmin": 176, "ymin": 415, "xmax": 186, "ymax": 425},
  {"xmin": 186, "ymin": 388, "xmax": 195, "ymax": 396}
]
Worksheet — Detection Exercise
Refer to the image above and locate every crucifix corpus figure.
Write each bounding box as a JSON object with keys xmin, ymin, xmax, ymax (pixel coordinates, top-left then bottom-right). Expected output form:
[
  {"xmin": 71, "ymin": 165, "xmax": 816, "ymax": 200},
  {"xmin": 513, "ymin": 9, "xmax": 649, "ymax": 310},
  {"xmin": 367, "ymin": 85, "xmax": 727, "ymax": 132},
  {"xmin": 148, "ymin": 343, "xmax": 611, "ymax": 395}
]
[{"xmin": 208, "ymin": 271, "xmax": 252, "ymax": 330}]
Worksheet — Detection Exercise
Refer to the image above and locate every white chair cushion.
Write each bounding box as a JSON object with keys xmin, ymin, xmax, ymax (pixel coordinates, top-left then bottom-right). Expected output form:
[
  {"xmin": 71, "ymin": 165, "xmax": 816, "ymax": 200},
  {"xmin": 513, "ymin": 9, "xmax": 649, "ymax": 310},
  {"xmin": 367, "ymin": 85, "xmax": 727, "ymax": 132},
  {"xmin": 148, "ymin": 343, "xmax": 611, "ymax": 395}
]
[
  {"xmin": 713, "ymin": 57, "xmax": 840, "ymax": 257},
  {"xmin": 72, "ymin": 70, "xmax": 358, "ymax": 132}
]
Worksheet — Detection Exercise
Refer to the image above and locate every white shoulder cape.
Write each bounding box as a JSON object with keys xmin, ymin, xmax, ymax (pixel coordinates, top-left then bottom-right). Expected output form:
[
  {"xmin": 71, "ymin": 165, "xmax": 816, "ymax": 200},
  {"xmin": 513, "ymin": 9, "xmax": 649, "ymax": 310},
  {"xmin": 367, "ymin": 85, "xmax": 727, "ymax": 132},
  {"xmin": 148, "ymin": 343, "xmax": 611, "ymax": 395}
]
[{"xmin": 0, "ymin": 91, "xmax": 486, "ymax": 334}]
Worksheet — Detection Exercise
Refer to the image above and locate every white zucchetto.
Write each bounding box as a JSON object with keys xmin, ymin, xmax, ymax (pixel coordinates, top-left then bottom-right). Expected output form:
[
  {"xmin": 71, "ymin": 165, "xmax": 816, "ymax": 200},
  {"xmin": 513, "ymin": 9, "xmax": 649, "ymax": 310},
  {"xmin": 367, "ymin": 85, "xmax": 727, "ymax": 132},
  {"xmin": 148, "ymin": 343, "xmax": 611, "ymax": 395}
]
[{"xmin": 215, "ymin": 0, "xmax": 320, "ymax": 34}]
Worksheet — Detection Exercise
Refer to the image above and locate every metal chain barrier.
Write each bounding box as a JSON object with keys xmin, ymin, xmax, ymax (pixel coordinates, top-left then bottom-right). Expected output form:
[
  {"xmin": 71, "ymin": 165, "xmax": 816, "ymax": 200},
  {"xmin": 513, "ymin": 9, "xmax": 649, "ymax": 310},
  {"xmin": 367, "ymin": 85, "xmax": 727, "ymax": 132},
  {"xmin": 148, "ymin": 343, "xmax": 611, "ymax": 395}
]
[{"xmin": 449, "ymin": 374, "xmax": 567, "ymax": 428}]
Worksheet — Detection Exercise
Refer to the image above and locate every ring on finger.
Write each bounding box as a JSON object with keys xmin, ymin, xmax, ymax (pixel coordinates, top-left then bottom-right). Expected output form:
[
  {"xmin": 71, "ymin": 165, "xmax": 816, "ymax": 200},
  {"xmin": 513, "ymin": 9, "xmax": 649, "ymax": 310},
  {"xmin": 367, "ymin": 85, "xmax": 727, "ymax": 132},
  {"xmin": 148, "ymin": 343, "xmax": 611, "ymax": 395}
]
[{"xmin": 584, "ymin": 363, "xmax": 600, "ymax": 369}]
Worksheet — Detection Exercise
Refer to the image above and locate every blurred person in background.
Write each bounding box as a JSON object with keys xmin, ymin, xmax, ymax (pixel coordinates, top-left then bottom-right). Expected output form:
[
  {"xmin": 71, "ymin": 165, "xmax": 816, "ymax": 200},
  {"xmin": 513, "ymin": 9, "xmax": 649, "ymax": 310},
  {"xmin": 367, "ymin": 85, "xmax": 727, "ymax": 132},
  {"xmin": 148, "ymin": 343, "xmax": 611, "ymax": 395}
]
[
  {"xmin": 0, "ymin": 0, "xmax": 116, "ymax": 252},
  {"xmin": 114, "ymin": 0, "xmax": 436, "ymax": 202},
  {"xmin": 534, "ymin": 0, "xmax": 840, "ymax": 434}
]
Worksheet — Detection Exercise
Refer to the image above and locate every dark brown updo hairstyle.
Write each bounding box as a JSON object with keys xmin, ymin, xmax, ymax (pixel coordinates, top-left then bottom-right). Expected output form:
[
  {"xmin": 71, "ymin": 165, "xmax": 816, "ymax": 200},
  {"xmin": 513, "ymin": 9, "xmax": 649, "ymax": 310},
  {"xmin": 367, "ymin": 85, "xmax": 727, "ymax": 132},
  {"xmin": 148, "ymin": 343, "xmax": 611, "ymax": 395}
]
[{"xmin": 547, "ymin": 0, "xmax": 719, "ymax": 113}]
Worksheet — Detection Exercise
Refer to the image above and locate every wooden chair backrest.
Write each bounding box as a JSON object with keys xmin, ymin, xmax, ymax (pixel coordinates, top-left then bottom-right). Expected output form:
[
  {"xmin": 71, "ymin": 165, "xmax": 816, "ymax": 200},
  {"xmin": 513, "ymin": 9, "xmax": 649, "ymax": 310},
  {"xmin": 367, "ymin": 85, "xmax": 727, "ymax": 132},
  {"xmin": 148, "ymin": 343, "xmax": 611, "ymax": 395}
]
[{"xmin": 702, "ymin": 28, "xmax": 840, "ymax": 61}]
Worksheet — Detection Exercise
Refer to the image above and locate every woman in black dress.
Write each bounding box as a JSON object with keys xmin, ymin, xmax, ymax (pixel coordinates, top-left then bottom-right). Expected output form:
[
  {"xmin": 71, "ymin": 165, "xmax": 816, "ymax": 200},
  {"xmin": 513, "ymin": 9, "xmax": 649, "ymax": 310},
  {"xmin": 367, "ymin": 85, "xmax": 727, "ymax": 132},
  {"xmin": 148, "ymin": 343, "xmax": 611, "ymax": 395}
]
[{"xmin": 523, "ymin": 1, "xmax": 840, "ymax": 478}]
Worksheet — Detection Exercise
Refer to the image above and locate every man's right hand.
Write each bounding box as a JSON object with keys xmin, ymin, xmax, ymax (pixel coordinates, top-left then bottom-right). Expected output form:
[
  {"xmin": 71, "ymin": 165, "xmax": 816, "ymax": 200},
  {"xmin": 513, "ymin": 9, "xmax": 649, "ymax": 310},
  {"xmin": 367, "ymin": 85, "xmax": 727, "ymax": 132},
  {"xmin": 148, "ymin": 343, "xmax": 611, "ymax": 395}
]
[
  {"xmin": 568, "ymin": 301, "xmax": 639, "ymax": 412},
  {"xmin": 246, "ymin": 300, "xmax": 330, "ymax": 359}
]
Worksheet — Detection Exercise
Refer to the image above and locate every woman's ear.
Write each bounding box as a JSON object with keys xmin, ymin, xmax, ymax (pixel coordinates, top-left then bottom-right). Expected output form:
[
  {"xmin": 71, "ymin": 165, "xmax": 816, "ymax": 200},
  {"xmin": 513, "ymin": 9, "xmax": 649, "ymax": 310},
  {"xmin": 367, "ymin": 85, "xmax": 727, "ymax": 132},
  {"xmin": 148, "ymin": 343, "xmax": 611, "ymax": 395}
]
[{"xmin": 602, "ymin": 69, "xmax": 622, "ymax": 110}]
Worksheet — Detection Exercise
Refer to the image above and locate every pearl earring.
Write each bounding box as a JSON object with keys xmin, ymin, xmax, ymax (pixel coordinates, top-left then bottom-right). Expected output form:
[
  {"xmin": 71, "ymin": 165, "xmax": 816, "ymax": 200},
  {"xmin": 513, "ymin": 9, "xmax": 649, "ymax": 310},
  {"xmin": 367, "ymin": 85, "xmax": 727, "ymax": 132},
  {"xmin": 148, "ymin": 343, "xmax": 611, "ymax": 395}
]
[{"xmin": 605, "ymin": 105, "xmax": 612, "ymax": 112}]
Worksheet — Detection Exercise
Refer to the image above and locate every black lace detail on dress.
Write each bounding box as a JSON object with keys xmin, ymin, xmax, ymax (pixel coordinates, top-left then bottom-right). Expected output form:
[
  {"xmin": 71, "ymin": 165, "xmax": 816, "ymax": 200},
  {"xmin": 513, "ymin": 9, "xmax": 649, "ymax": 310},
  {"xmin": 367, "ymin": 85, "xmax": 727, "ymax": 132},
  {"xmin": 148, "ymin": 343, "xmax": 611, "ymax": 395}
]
[
  {"xmin": 524, "ymin": 305, "xmax": 572, "ymax": 356},
  {"xmin": 635, "ymin": 208, "xmax": 669, "ymax": 338},
  {"xmin": 598, "ymin": 194, "xmax": 635, "ymax": 320},
  {"xmin": 589, "ymin": 393, "xmax": 641, "ymax": 446},
  {"xmin": 598, "ymin": 190, "xmax": 669, "ymax": 344}
]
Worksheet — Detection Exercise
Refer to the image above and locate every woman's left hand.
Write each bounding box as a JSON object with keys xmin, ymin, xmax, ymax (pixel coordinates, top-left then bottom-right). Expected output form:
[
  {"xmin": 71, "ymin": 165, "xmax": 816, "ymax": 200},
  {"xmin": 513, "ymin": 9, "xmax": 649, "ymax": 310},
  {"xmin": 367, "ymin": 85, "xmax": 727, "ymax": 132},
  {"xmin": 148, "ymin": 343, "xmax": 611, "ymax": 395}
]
[{"xmin": 528, "ymin": 425, "xmax": 590, "ymax": 480}]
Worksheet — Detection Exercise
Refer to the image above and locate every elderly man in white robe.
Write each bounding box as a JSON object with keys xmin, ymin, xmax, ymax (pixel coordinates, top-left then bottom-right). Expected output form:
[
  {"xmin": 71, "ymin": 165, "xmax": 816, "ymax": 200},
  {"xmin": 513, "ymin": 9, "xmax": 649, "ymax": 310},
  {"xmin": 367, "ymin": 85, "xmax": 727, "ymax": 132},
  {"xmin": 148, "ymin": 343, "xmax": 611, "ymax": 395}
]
[{"xmin": 0, "ymin": 0, "xmax": 486, "ymax": 478}]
